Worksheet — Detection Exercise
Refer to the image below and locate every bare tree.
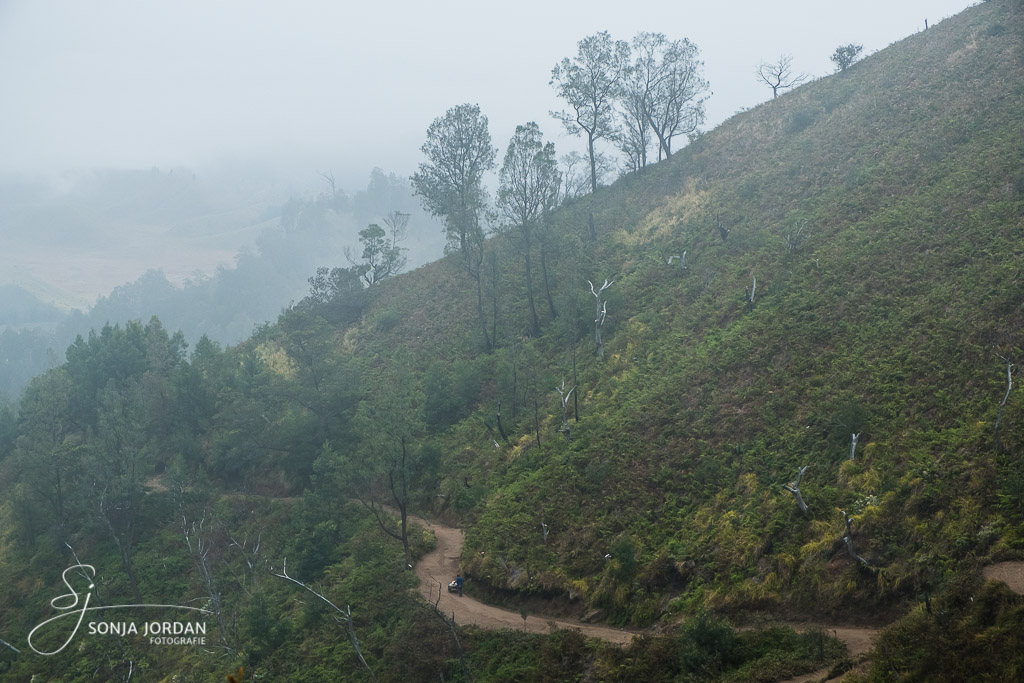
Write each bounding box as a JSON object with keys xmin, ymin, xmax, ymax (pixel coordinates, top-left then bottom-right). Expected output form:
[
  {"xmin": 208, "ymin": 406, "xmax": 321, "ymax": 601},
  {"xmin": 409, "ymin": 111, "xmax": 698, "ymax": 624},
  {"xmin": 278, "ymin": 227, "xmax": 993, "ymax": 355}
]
[
  {"xmin": 783, "ymin": 465, "xmax": 810, "ymax": 514},
  {"xmin": 667, "ymin": 251, "xmax": 687, "ymax": 270},
  {"xmin": 849, "ymin": 432, "xmax": 862, "ymax": 460},
  {"xmin": 556, "ymin": 380, "xmax": 575, "ymax": 441},
  {"xmin": 588, "ymin": 279, "xmax": 615, "ymax": 359},
  {"xmin": 181, "ymin": 511, "xmax": 235, "ymax": 652},
  {"xmin": 995, "ymin": 354, "xmax": 1015, "ymax": 453},
  {"xmin": 783, "ymin": 220, "xmax": 809, "ymax": 257},
  {"xmin": 318, "ymin": 169, "xmax": 338, "ymax": 200},
  {"xmin": 757, "ymin": 54, "xmax": 807, "ymax": 99},
  {"xmin": 745, "ymin": 274, "xmax": 757, "ymax": 308},
  {"xmin": 272, "ymin": 559, "xmax": 377, "ymax": 681},
  {"xmin": 558, "ymin": 151, "xmax": 591, "ymax": 203}
]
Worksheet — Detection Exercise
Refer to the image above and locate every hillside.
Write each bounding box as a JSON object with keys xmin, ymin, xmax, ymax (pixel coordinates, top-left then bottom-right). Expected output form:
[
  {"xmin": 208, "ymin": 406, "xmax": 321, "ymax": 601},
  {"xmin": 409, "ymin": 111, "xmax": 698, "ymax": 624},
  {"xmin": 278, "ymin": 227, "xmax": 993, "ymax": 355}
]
[
  {"xmin": 1, "ymin": 1, "xmax": 1022, "ymax": 680},
  {"xmin": 339, "ymin": 0, "xmax": 1023, "ymax": 620}
]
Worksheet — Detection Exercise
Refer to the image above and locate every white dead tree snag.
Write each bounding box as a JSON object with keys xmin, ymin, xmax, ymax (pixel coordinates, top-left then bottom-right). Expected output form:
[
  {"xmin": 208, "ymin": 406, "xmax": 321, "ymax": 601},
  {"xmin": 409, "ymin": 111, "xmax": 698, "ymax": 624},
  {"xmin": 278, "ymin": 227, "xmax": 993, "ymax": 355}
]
[
  {"xmin": 0, "ymin": 635, "xmax": 19, "ymax": 654},
  {"xmin": 271, "ymin": 559, "xmax": 377, "ymax": 681},
  {"xmin": 841, "ymin": 510, "xmax": 869, "ymax": 566},
  {"xmin": 995, "ymin": 354, "xmax": 1014, "ymax": 453},
  {"xmin": 745, "ymin": 274, "xmax": 757, "ymax": 308},
  {"xmin": 783, "ymin": 465, "xmax": 810, "ymax": 514},
  {"xmin": 849, "ymin": 432, "xmax": 861, "ymax": 460},
  {"xmin": 667, "ymin": 251, "xmax": 687, "ymax": 270},
  {"xmin": 181, "ymin": 511, "xmax": 235, "ymax": 652},
  {"xmin": 556, "ymin": 380, "xmax": 575, "ymax": 441},
  {"xmin": 588, "ymin": 279, "xmax": 614, "ymax": 359},
  {"xmin": 541, "ymin": 521, "xmax": 550, "ymax": 544}
]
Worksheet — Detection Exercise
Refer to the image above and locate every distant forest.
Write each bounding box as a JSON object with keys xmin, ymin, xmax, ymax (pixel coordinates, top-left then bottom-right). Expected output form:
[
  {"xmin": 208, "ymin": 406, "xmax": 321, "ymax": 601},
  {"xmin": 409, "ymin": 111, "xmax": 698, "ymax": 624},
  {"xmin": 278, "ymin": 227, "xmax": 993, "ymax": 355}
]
[{"xmin": 0, "ymin": 169, "xmax": 444, "ymax": 399}]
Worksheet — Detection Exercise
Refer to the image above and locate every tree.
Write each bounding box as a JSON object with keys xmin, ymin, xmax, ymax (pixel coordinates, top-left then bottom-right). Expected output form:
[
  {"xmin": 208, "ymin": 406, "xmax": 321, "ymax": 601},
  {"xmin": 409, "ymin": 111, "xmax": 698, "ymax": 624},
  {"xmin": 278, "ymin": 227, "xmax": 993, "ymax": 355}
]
[
  {"xmin": 411, "ymin": 104, "xmax": 496, "ymax": 262},
  {"xmin": 411, "ymin": 103, "xmax": 497, "ymax": 350},
  {"xmin": 830, "ymin": 43, "xmax": 864, "ymax": 72},
  {"xmin": 316, "ymin": 353, "xmax": 426, "ymax": 569},
  {"xmin": 616, "ymin": 56, "xmax": 655, "ymax": 171},
  {"xmin": 91, "ymin": 379, "xmax": 149, "ymax": 602},
  {"xmin": 550, "ymin": 31, "xmax": 630, "ymax": 194},
  {"xmin": 497, "ymin": 123, "xmax": 561, "ymax": 337},
  {"xmin": 628, "ymin": 32, "xmax": 709, "ymax": 160},
  {"xmin": 757, "ymin": 54, "xmax": 807, "ymax": 98},
  {"xmin": 345, "ymin": 220, "xmax": 408, "ymax": 287},
  {"xmin": 14, "ymin": 367, "xmax": 80, "ymax": 546}
]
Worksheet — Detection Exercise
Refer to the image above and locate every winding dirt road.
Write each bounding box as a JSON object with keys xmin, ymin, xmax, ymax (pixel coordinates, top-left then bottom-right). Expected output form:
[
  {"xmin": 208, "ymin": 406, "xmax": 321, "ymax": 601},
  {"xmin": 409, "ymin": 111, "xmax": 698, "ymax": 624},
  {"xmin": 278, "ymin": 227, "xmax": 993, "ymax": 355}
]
[
  {"xmin": 408, "ymin": 514, "xmax": 636, "ymax": 644},
  {"xmin": 408, "ymin": 513, "xmax": 1024, "ymax": 681}
]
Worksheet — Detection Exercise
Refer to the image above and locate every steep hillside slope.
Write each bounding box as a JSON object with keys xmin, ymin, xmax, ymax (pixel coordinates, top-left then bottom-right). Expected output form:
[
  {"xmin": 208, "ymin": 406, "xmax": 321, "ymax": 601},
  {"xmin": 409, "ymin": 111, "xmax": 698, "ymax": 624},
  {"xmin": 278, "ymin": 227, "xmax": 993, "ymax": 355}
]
[
  {"xmin": 324, "ymin": 0, "xmax": 1023, "ymax": 624},
  {"xmin": 2, "ymin": 1, "xmax": 1022, "ymax": 680}
]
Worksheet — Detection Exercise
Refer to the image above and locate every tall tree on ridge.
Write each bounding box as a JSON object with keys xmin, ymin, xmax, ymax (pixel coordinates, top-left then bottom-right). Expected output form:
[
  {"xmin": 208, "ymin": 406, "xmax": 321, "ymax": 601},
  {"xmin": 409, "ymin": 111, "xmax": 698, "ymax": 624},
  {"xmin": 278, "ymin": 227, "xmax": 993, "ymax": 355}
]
[
  {"xmin": 550, "ymin": 31, "xmax": 630, "ymax": 194},
  {"xmin": 412, "ymin": 103, "xmax": 498, "ymax": 350},
  {"xmin": 497, "ymin": 123, "xmax": 561, "ymax": 337}
]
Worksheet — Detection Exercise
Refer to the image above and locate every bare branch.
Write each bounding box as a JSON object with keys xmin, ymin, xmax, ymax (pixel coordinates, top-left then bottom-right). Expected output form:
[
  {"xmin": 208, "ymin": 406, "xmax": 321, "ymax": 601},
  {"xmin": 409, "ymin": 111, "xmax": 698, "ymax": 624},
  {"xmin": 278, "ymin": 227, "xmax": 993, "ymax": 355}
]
[
  {"xmin": 271, "ymin": 559, "xmax": 377, "ymax": 681},
  {"xmin": 782, "ymin": 465, "xmax": 810, "ymax": 514},
  {"xmin": 757, "ymin": 54, "xmax": 807, "ymax": 98}
]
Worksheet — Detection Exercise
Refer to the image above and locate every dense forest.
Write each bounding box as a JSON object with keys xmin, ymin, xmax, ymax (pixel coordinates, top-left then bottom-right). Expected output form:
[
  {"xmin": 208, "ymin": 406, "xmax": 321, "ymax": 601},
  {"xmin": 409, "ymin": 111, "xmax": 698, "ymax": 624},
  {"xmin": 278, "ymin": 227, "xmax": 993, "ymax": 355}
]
[{"xmin": 1, "ymin": 1, "xmax": 1023, "ymax": 680}]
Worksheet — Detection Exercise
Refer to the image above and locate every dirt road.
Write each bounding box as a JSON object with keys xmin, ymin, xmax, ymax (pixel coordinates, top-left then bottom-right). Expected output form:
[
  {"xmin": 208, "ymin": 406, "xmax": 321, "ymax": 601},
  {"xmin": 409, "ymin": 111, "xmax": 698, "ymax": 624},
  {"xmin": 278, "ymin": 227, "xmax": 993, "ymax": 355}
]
[
  {"xmin": 405, "ymin": 512, "xmax": 1024, "ymax": 680},
  {"xmin": 407, "ymin": 514, "xmax": 636, "ymax": 645}
]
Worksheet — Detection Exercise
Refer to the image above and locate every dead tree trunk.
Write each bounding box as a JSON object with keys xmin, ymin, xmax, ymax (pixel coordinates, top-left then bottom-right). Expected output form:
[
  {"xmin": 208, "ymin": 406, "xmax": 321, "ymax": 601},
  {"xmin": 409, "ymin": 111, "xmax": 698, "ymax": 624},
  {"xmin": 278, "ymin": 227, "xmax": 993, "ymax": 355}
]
[
  {"xmin": 782, "ymin": 465, "xmax": 810, "ymax": 514},
  {"xmin": 182, "ymin": 511, "xmax": 235, "ymax": 653},
  {"xmin": 556, "ymin": 381, "xmax": 575, "ymax": 441},
  {"xmin": 849, "ymin": 432, "xmax": 861, "ymax": 460},
  {"xmin": 995, "ymin": 355, "xmax": 1014, "ymax": 453},
  {"xmin": 588, "ymin": 279, "xmax": 614, "ymax": 360},
  {"xmin": 272, "ymin": 559, "xmax": 377, "ymax": 681}
]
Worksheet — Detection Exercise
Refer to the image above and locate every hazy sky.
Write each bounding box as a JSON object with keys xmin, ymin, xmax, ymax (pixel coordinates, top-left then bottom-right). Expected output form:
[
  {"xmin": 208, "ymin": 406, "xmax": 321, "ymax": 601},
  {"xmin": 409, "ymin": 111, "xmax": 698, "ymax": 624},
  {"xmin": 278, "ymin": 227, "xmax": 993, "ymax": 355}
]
[{"xmin": 0, "ymin": 0, "xmax": 977, "ymax": 190}]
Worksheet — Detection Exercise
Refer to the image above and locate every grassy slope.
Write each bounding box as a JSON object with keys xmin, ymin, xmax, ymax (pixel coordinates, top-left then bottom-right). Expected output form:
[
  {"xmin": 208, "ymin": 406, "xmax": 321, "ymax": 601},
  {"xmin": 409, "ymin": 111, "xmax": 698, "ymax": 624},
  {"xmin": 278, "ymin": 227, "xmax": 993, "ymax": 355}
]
[{"xmin": 331, "ymin": 0, "xmax": 1023, "ymax": 626}]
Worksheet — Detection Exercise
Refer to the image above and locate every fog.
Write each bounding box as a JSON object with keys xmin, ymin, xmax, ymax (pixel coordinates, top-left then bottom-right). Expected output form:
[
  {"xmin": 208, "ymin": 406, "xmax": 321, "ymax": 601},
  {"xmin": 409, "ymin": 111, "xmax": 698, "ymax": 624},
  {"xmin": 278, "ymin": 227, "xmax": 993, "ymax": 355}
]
[
  {"xmin": 0, "ymin": 0, "xmax": 976, "ymax": 396},
  {"xmin": 0, "ymin": 0, "xmax": 974, "ymax": 186}
]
